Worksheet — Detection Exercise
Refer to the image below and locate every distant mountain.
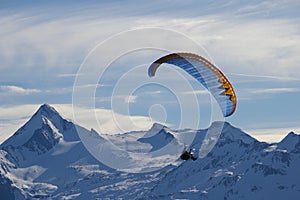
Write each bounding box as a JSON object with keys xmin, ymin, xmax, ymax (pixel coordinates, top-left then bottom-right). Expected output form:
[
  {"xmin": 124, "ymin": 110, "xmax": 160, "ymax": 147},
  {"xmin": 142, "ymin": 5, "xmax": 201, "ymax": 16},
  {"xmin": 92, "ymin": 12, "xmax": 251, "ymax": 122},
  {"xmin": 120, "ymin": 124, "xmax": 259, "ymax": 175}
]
[
  {"xmin": 147, "ymin": 125, "xmax": 300, "ymax": 199},
  {"xmin": 138, "ymin": 123, "xmax": 176, "ymax": 151},
  {"xmin": 0, "ymin": 104, "xmax": 299, "ymax": 199}
]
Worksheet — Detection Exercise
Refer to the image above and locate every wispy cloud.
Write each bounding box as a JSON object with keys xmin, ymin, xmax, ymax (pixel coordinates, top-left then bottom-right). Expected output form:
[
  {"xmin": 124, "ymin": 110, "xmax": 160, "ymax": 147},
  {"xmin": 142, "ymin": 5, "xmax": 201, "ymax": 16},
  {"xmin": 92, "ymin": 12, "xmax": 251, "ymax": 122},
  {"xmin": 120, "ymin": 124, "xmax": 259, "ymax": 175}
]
[
  {"xmin": 0, "ymin": 104, "xmax": 39, "ymax": 143},
  {"xmin": 1, "ymin": 1, "xmax": 300, "ymax": 80},
  {"xmin": 75, "ymin": 84, "xmax": 111, "ymax": 89},
  {"xmin": 97, "ymin": 94, "xmax": 137, "ymax": 104},
  {"xmin": 124, "ymin": 95, "xmax": 137, "ymax": 103},
  {"xmin": 0, "ymin": 85, "xmax": 40, "ymax": 95},
  {"xmin": 1, "ymin": 1, "xmax": 300, "ymax": 142},
  {"xmin": 228, "ymin": 73, "xmax": 300, "ymax": 81},
  {"xmin": 246, "ymin": 127, "xmax": 300, "ymax": 143},
  {"xmin": 57, "ymin": 73, "xmax": 80, "ymax": 78},
  {"xmin": 141, "ymin": 90, "xmax": 162, "ymax": 95},
  {"xmin": 0, "ymin": 104, "xmax": 153, "ymax": 144},
  {"xmin": 250, "ymin": 87, "xmax": 300, "ymax": 94},
  {"xmin": 181, "ymin": 90, "xmax": 210, "ymax": 95}
]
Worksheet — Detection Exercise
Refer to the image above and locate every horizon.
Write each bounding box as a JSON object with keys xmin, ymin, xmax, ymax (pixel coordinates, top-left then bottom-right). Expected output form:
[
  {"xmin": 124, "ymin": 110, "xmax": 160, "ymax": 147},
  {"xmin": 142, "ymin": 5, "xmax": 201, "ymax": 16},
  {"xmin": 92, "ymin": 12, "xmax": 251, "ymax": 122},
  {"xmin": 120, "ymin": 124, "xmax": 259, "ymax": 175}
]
[
  {"xmin": 1, "ymin": 1, "xmax": 300, "ymax": 144},
  {"xmin": 0, "ymin": 103, "xmax": 299, "ymax": 145}
]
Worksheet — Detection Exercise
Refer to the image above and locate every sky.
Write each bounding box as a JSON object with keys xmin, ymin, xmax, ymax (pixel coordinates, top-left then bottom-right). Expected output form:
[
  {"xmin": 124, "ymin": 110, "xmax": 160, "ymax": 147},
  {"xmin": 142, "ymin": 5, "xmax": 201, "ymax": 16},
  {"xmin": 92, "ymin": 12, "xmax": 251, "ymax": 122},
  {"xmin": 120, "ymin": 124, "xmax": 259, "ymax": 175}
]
[{"xmin": 0, "ymin": 0, "xmax": 300, "ymax": 143}]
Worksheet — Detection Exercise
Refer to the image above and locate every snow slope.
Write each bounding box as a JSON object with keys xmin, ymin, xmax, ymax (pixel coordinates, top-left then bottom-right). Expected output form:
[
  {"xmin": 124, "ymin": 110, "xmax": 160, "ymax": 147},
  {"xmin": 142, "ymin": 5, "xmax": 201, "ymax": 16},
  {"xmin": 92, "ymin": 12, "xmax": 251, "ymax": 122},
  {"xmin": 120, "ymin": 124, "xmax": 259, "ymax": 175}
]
[{"xmin": 0, "ymin": 104, "xmax": 300, "ymax": 199}]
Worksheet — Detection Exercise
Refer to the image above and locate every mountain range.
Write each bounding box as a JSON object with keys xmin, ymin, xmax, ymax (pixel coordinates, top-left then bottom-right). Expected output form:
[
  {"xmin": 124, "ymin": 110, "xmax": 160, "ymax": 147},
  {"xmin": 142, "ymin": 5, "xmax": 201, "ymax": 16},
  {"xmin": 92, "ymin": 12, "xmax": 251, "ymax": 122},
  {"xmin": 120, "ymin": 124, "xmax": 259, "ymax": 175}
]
[{"xmin": 0, "ymin": 104, "xmax": 299, "ymax": 199}]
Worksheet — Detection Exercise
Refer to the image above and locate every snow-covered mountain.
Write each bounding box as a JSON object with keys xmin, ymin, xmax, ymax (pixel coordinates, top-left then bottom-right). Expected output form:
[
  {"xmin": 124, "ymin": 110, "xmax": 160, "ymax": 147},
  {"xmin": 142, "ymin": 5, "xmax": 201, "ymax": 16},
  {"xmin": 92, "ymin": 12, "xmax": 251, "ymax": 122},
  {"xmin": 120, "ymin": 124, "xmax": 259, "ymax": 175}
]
[{"xmin": 0, "ymin": 104, "xmax": 300, "ymax": 199}]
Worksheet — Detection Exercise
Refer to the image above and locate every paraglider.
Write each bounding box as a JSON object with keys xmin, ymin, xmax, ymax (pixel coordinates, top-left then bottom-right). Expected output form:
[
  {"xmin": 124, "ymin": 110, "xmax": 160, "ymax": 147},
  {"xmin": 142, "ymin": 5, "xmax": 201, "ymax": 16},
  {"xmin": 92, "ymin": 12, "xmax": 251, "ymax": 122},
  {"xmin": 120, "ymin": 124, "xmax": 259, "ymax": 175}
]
[
  {"xmin": 180, "ymin": 145, "xmax": 197, "ymax": 161},
  {"xmin": 148, "ymin": 52, "xmax": 236, "ymax": 117}
]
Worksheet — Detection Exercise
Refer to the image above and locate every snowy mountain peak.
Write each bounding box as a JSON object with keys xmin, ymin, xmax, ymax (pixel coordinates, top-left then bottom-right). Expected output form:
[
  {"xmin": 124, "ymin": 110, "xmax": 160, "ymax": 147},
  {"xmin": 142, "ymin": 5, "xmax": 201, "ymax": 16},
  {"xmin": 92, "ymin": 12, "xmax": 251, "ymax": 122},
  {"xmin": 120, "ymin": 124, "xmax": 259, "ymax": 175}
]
[
  {"xmin": 210, "ymin": 121, "xmax": 256, "ymax": 145},
  {"xmin": 278, "ymin": 131, "xmax": 300, "ymax": 152},
  {"xmin": 1, "ymin": 104, "xmax": 78, "ymax": 148},
  {"xmin": 1, "ymin": 105, "xmax": 300, "ymax": 199},
  {"xmin": 145, "ymin": 123, "xmax": 173, "ymax": 139},
  {"xmin": 22, "ymin": 119, "xmax": 63, "ymax": 155},
  {"xmin": 39, "ymin": 103, "xmax": 57, "ymax": 112},
  {"xmin": 35, "ymin": 103, "xmax": 61, "ymax": 120},
  {"xmin": 282, "ymin": 131, "xmax": 298, "ymax": 140},
  {"xmin": 138, "ymin": 123, "xmax": 176, "ymax": 152},
  {"xmin": 148, "ymin": 123, "xmax": 167, "ymax": 133}
]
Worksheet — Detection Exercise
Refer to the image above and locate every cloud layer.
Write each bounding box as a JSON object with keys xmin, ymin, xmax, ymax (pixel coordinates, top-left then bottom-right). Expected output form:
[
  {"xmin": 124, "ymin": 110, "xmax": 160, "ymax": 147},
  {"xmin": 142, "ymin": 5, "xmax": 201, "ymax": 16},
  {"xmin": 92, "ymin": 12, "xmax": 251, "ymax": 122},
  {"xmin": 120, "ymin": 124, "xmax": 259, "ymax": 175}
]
[
  {"xmin": 0, "ymin": 104, "xmax": 154, "ymax": 144},
  {"xmin": 0, "ymin": 85, "xmax": 40, "ymax": 95},
  {"xmin": 0, "ymin": 1, "xmax": 299, "ymax": 143}
]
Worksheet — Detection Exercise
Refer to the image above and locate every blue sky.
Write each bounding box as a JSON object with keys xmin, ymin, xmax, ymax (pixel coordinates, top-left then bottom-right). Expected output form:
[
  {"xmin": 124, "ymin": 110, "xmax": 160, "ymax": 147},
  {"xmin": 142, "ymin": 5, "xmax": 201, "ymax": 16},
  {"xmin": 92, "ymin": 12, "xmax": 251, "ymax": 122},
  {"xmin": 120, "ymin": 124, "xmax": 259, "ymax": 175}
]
[{"xmin": 0, "ymin": 0, "xmax": 300, "ymax": 143}]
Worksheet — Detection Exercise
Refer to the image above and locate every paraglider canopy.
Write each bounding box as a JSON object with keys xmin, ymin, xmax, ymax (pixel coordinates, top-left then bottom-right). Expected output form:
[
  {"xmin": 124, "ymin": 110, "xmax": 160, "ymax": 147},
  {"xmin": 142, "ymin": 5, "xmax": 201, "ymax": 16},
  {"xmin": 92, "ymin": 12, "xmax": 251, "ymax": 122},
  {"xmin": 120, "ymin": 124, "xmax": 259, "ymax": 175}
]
[{"xmin": 148, "ymin": 52, "xmax": 237, "ymax": 117}]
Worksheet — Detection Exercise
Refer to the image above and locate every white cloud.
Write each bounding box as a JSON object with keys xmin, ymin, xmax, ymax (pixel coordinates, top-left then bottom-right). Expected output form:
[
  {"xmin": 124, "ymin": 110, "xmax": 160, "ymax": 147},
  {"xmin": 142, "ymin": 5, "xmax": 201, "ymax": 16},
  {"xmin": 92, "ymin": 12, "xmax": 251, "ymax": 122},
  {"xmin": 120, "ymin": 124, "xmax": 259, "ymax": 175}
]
[
  {"xmin": 0, "ymin": 104, "xmax": 153, "ymax": 144},
  {"xmin": 55, "ymin": 104, "xmax": 153, "ymax": 134},
  {"xmin": 0, "ymin": 104, "xmax": 39, "ymax": 143},
  {"xmin": 182, "ymin": 90, "xmax": 210, "ymax": 95},
  {"xmin": 246, "ymin": 127, "xmax": 300, "ymax": 143},
  {"xmin": 96, "ymin": 94, "xmax": 137, "ymax": 104},
  {"xmin": 0, "ymin": 85, "xmax": 40, "ymax": 95},
  {"xmin": 1, "ymin": 103, "xmax": 299, "ymax": 144},
  {"xmin": 143, "ymin": 16, "xmax": 300, "ymax": 79},
  {"xmin": 75, "ymin": 84, "xmax": 109, "ymax": 89},
  {"xmin": 250, "ymin": 88, "xmax": 300, "ymax": 94},
  {"xmin": 0, "ymin": 1, "xmax": 299, "ymax": 144},
  {"xmin": 228, "ymin": 73, "xmax": 300, "ymax": 81},
  {"xmin": 0, "ymin": 119, "xmax": 29, "ymax": 144},
  {"xmin": 1, "ymin": 2, "xmax": 300, "ymax": 80},
  {"xmin": 124, "ymin": 95, "xmax": 137, "ymax": 103},
  {"xmin": 57, "ymin": 73, "xmax": 80, "ymax": 78},
  {"xmin": 0, "ymin": 104, "xmax": 38, "ymax": 120},
  {"xmin": 143, "ymin": 90, "xmax": 162, "ymax": 95}
]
